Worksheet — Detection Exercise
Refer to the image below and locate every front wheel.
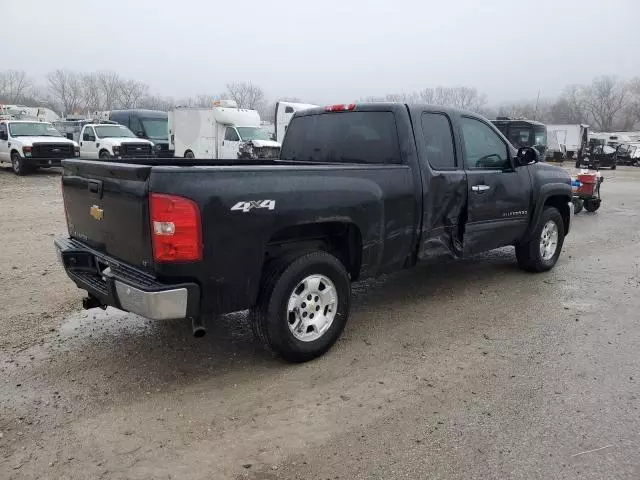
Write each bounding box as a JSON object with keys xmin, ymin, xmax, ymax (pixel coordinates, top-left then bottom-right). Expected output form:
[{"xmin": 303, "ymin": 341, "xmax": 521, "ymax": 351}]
[
  {"xmin": 250, "ymin": 251, "xmax": 351, "ymax": 362},
  {"xmin": 99, "ymin": 150, "xmax": 111, "ymax": 160},
  {"xmin": 515, "ymin": 206, "xmax": 565, "ymax": 272},
  {"xmin": 611, "ymin": 164, "xmax": 617, "ymax": 170},
  {"xmin": 573, "ymin": 198, "xmax": 584, "ymax": 214},
  {"xmin": 184, "ymin": 151, "xmax": 195, "ymax": 159},
  {"xmin": 11, "ymin": 152, "xmax": 29, "ymax": 176}
]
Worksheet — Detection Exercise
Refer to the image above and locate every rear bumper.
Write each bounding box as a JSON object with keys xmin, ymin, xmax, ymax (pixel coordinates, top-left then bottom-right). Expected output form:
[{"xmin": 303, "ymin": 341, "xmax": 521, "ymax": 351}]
[{"xmin": 54, "ymin": 237, "xmax": 200, "ymax": 320}]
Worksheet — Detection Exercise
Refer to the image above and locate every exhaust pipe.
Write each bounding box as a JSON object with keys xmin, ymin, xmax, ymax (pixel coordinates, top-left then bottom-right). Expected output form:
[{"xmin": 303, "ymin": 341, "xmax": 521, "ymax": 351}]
[
  {"xmin": 191, "ymin": 316, "xmax": 206, "ymax": 338},
  {"xmin": 82, "ymin": 295, "xmax": 106, "ymax": 310}
]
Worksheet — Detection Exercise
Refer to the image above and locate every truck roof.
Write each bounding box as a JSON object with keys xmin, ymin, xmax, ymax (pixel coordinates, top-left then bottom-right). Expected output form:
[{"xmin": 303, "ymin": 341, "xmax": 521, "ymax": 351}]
[
  {"xmin": 294, "ymin": 102, "xmax": 481, "ymax": 118},
  {"xmin": 110, "ymin": 109, "xmax": 167, "ymax": 118}
]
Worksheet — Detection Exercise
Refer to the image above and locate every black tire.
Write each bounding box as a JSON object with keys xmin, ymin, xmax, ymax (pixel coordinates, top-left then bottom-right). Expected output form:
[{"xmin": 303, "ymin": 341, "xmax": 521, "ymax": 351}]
[
  {"xmin": 584, "ymin": 199, "xmax": 601, "ymax": 212},
  {"xmin": 573, "ymin": 198, "xmax": 583, "ymax": 214},
  {"xmin": 611, "ymin": 164, "xmax": 616, "ymax": 170},
  {"xmin": 575, "ymin": 160, "xmax": 581, "ymax": 169},
  {"xmin": 184, "ymin": 151, "xmax": 195, "ymax": 159},
  {"xmin": 99, "ymin": 150, "xmax": 111, "ymax": 160},
  {"xmin": 250, "ymin": 250, "xmax": 351, "ymax": 362},
  {"xmin": 515, "ymin": 206, "xmax": 565, "ymax": 273},
  {"xmin": 11, "ymin": 151, "xmax": 29, "ymax": 176}
]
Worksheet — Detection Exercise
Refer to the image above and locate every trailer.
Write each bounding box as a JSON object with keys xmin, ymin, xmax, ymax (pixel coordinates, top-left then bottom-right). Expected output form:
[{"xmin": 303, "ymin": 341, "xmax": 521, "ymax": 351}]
[{"xmin": 546, "ymin": 124, "xmax": 589, "ymax": 159}]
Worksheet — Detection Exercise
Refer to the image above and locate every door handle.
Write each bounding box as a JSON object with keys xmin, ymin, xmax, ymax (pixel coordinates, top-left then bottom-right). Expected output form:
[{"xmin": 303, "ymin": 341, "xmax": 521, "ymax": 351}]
[{"xmin": 472, "ymin": 185, "xmax": 490, "ymax": 192}]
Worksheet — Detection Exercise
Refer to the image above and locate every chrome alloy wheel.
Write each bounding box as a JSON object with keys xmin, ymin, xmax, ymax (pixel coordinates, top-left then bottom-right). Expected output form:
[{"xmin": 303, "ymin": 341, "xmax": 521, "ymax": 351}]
[
  {"xmin": 539, "ymin": 220, "xmax": 559, "ymax": 260},
  {"xmin": 286, "ymin": 274, "xmax": 338, "ymax": 342}
]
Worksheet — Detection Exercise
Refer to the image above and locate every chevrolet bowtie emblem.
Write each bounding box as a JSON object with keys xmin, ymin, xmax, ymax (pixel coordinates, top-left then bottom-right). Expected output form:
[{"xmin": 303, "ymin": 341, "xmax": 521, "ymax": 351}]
[{"xmin": 90, "ymin": 205, "xmax": 104, "ymax": 221}]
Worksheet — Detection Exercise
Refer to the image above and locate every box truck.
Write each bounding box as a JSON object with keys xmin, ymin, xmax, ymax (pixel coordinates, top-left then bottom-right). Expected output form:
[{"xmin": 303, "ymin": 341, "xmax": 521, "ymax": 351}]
[{"xmin": 169, "ymin": 100, "xmax": 280, "ymax": 159}]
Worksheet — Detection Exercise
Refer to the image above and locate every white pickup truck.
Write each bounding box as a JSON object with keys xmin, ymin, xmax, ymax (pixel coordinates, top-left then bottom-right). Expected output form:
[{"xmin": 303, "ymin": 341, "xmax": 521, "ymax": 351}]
[
  {"xmin": 0, "ymin": 120, "xmax": 79, "ymax": 175},
  {"xmin": 79, "ymin": 123, "xmax": 154, "ymax": 160}
]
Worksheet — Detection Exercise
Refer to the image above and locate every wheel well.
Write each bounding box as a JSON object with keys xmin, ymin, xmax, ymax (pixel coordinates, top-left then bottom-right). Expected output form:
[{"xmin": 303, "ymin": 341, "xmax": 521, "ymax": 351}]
[
  {"xmin": 99, "ymin": 148, "xmax": 110, "ymax": 156},
  {"xmin": 265, "ymin": 222, "xmax": 362, "ymax": 280},
  {"xmin": 544, "ymin": 195, "xmax": 570, "ymax": 234},
  {"xmin": 10, "ymin": 149, "xmax": 21, "ymax": 158}
]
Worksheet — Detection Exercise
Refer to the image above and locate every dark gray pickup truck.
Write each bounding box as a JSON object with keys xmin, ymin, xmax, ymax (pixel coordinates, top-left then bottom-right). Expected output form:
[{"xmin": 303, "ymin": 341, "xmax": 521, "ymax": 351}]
[{"xmin": 55, "ymin": 103, "xmax": 573, "ymax": 362}]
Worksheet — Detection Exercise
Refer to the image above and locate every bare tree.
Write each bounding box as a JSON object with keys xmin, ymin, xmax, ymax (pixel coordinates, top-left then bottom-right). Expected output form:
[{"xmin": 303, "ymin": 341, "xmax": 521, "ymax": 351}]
[
  {"xmin": 138, "ymin": 95, "xmax": 174, "ymax": 111},
  {"xmin": 47, "ymin": 69, "xmax": 83, "ymax": 114},
  {"xmin": 225, "ymin": 82, "xmax": 266, "ymax": 110},
  {"xmin": 97, "ymin": 71, "xmax": 122, "ymax": 110},
  {"xmin": 420, "ymin": 86, "xmax": 486, "ymax": 112},
  {"xmin": 0, "ymin": 70, "xmax": 33, "ymax": 103},
  {"xmin": 582, "ymin": 76, "xmax": 630, "ymax": 131},
  {"xmin": 81, "ymin": 73, "xmax": 103, "ymax": 112},
  {"xmin": 623, "ymin": 77, "xmax": 640, "ymax": 129},
  {"xmin": 119, "ymin": 79, "xmax": 149, "ymax": 109}
]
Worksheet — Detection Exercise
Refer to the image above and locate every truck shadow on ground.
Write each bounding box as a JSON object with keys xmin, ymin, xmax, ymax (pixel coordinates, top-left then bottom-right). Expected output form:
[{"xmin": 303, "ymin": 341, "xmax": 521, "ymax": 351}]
[{"xmin": 29, "ymin": 247, "xmax": 545, "ymax": 402}]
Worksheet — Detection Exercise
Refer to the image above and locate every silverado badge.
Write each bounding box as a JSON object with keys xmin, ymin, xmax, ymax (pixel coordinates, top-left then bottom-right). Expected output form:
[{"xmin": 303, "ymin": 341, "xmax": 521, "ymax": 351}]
[{"xmin": 90, "ymin": 205, "xmax": 104, "ymax": 221}]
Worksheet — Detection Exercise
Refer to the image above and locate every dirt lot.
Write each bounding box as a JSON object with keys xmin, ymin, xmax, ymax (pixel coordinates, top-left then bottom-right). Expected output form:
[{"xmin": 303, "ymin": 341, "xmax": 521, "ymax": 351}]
[{"xmin": 1, "ymin": 163, "xmax": 640, "ymax": 480}]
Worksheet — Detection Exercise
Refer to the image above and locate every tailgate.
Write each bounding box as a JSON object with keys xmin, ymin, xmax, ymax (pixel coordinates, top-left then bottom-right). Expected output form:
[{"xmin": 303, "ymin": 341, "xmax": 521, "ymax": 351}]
[{"xmin": 61, "ymin": 159, "xmax": 154, "ymax": 270}]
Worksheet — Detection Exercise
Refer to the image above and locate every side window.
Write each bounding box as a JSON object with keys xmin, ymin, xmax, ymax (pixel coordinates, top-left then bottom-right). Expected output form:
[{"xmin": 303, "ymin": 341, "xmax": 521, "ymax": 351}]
[
  {"xmin": 83, "ymin": 127, "xmax": 95, "ymax": 141},
  {"xmin": 130, "ymin": 115, "xmax": 143, "ymax": 135},
  {"xmin": 460, "ymin": 117, "xmax": 510, "ymax": 170},
  {"xmin": 225, "ymin": 127, "xmax": 240, "ymax": 141},
  {"xmin": 421, "ymin": 113, "xmax": 456, "ymax": 170},
  {"xmin": 0, "ymin": 123, "xmax": 7, "ymax": 138},
  {"xmin": 285, "ymin": 106, "xmax": 294, "ymax": 113}
]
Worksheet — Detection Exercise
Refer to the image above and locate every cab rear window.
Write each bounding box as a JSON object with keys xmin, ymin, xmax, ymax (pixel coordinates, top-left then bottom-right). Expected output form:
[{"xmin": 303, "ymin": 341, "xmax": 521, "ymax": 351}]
[{"xmin": 281, "ymin": 111, "xmax": 401, "ymax": 164}]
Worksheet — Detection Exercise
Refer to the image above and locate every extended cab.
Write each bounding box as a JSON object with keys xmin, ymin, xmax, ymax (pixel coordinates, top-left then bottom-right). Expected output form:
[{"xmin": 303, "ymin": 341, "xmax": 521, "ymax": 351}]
[
  {"xmin": 79, "ymin": 123, "xmax": 154, "ymax": 160},
  {"xmin": 0, "ymin": 120, "xmax": 79, "ymax": 175},
  {"xmin": 55, "ymin": 103, "xmax": 573, "ymax": 362}
]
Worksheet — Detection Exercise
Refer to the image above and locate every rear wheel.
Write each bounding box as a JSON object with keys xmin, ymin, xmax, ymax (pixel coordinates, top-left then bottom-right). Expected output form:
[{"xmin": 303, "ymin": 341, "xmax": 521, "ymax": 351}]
[
  {"xmin": 250, "ymin": 250, "xmax": 351, "ymax": 362},
  {"xmin": 584, "ymin": 199, "xmax": 601, "ymax": 212},
  {"xmin": 184, "ymin": 151, "xmax": 195, "ymax": 159},
  {"xmin": 11, "ymin": 151, "xmax": 29, "ymax": 176},
  {"xmin": 515, "ymin": 206, "xmax": 565, "ymax": 272},
  {"xmin": 611, "ymin": 164, "xmax": 617, "ymax": 170}
]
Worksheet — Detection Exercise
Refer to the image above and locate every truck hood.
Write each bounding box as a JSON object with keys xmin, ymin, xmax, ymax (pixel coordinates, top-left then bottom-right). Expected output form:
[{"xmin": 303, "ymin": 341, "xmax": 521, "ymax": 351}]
[
  {"xmin": 248, "ymin": 139, "xmax": 281, "ymax": 148},
  {"xmin": 18, "ymin": 136, "xmax": 78, "ymax": 147}
]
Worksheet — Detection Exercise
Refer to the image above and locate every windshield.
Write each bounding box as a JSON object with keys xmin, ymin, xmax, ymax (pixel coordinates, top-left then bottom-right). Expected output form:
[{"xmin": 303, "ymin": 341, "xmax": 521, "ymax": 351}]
[
  {"xmin": 534, "ymin": 127, "xmax": 547, "ymax": 146},
  {"xmin": 236, "ymin": 127, "xmax": 272, "ymax": 141},
  {"xmin": 9, "ymin": 122, "xmax": 62, "ymax": 137},
  {"xmin": 141, "ymin": 118, "xmax": 168, "ymax": 140},
  {"xmin": 94, "ymin": 125, "xmax": 137, "ymax": 138}
]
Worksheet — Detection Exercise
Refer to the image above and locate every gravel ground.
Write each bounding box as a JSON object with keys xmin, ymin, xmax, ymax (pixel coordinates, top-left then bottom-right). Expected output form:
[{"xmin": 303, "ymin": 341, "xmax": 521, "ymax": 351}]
[{"xmin": 1, "ymin": 163, "xmax": 639, "ymax": 480}]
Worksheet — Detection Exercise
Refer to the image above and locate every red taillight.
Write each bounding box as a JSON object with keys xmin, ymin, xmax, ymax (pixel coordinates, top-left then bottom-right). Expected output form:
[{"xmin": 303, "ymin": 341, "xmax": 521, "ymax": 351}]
[
  {"xmin": 150, "ymin": 193, "xmax": 202, "ymax": 262},
  {"xmin": 324, "ymin": 104, "xmax": 356, "ymax": 112}
]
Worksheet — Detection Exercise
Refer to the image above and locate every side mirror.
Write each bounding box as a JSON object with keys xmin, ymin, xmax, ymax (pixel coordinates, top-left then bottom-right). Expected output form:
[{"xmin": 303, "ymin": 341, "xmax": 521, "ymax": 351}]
[
  {"xmin": 135, "ymin": 131, "xmax": 145, "ymax": 138},
  {"xmin": 516, "ymin": 146, "xmax": 538, "ymax": 166}
]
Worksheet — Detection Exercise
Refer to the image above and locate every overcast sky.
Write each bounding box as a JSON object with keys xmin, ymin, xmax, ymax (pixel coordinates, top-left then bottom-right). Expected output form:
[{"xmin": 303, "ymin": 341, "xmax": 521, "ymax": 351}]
[{"xmin": 5, "ymin": 0, "xmax": 640, "ymax": 105}]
